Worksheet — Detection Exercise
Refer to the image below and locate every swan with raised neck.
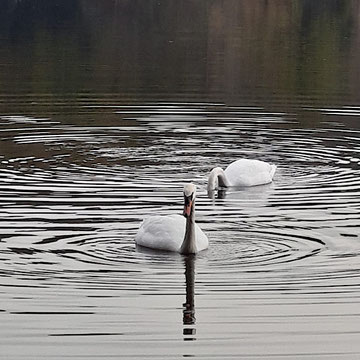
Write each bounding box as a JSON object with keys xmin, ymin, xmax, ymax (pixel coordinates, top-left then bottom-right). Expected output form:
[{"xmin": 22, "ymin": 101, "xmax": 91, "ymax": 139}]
[
  {"xmin": 180, "ymin": 183, "xmax": 198, "ymax": 254},
  {"xmin": 135, "ymin": 183, "xmax": 208, "ymax": 254}
]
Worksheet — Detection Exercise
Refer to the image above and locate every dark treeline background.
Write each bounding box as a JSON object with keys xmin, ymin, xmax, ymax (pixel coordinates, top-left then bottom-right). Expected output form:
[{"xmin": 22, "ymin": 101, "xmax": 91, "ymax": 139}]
[{"xmin": 0, "ymin": 0, "xmax": 359, "ymax": 108}]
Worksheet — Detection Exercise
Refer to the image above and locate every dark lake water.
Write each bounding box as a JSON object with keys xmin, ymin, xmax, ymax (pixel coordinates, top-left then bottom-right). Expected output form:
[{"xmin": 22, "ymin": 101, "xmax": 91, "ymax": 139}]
[{"xmin": 1, "ymin": 1, "xmax": 360, "ymax": 359}]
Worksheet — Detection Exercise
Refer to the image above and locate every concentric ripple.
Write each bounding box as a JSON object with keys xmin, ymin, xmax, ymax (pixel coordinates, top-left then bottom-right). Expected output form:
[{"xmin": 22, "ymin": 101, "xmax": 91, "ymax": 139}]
[
  {"xmin": 1, "ymin": 103, "xmax": 360, "ymax": 359},
  {"xmin": 1, "ymin": 104, "xmax": 359, "ymax": 279}
]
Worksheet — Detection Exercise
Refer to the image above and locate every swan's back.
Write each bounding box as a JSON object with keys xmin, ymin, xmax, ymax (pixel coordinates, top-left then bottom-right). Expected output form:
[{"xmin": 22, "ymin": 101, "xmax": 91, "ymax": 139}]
[
  {"xmin": 225, "ymin": 159, "xmax": 276, "ymax": 187},
  {"xmin": 135, "ymin": 214, "xmax": 208, "ymax": 252}
]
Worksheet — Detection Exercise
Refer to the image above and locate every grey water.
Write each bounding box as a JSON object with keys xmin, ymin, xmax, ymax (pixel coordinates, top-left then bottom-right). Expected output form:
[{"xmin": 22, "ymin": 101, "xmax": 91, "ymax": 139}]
[{"xmin": 1, "ymin": 1, "xmax": 360, "ymax": 359}]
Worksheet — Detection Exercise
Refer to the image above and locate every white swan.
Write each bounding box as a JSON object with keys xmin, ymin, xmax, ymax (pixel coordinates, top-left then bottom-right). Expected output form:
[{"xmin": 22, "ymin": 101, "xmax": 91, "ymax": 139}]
[
  {"xmin": 135, "ymin": 184, "xmax": 208, "ymax": 254},
  {"xmin": 208, "ymin": 159, "xmax": 277, "ymax": 191}
]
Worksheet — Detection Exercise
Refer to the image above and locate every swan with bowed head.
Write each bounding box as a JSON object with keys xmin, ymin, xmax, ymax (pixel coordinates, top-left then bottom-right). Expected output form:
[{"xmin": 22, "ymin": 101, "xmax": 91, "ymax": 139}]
[
  {"xmin": 135, "ymin": 183, "xmax": 208, "ymax": 254},
  {"xmin": 207, "ymin": 159, "xmax": 277, "ymax": 192}
]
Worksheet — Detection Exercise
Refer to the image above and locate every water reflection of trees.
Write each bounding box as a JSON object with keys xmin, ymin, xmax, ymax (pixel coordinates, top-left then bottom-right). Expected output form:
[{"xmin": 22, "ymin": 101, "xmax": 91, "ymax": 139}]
[{"xmin": 0, "ymin": 1, "xmax": 359, "ymax": 107}]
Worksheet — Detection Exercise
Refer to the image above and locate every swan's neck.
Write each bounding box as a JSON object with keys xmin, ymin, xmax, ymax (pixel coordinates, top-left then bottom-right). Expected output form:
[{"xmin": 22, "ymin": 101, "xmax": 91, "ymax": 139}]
[
  {"xmin": 207, "ymin": 167, "xmax": 230, "ymax": 191},
  {"xmin": 180, "ymin": 204, "xmax": 197, "ymax": 255}
]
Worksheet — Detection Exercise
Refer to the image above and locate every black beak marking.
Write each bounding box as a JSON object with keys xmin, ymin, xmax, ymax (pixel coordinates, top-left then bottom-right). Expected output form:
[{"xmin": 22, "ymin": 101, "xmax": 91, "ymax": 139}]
[
  {"xmin": 183, "ymin": 192, "xmax": 194, "ymax": 218},
  {"xmin": 184, "ymin": 192, "xmax": 193, "ymax": 205}
]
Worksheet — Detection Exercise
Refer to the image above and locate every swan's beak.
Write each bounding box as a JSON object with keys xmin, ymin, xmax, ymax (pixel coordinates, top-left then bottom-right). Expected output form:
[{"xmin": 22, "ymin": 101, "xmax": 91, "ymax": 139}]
[{"xmin": 183, "ymin": 195, "xmax": 193, "ymax": 218}]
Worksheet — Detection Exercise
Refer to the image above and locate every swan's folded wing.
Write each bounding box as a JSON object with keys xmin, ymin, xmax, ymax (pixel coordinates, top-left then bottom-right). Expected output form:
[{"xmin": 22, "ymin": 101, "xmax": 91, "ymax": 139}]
[
  {"xmin": 135, "ymin": 214, "xmax": 185, "ymax": 252},
  {"xmin": 225, "ymin": 159, "xmax": 276, "ymax": 186},
  {"xmin": 135, "ymin": 214, "xmax": 209, "ymax": 253},
  {"xmin": 194, "ymin": 225, "xmax": 209, "ymax": 251}
]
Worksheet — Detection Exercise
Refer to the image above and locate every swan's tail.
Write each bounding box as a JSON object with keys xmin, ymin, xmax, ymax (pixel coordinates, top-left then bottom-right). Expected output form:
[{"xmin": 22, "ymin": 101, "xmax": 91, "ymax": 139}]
[{"xmin": 269, "ymin": 164, "xmax": 277, "ymax": 180}]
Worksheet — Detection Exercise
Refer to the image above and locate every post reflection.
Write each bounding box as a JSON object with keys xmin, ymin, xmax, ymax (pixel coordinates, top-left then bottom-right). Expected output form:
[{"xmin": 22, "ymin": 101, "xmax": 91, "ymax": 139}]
[{"xmin": 182, "ymin": 254, "xmax": 196, "ymax": 341}]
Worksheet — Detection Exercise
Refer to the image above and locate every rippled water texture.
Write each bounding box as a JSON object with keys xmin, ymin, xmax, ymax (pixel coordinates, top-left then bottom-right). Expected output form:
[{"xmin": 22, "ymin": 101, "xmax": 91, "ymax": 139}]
[{"xmin": 1, "ymin": 1, "xmax": 360, "ymax": 359}]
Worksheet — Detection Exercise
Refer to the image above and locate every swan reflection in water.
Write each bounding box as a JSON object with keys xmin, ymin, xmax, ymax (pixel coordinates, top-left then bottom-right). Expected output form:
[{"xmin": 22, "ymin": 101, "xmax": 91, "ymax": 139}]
[
  {"xmin": 183, "ymin": 254, "xmax": 196, "ymax": 341},
  {"xmin": 135, "ymin": 249, "xmax": 198, "ymax": 341},
  {"xmin": 208, "ymin": 188, "xmax": 227, "ymax": 199},
  {"xmin": 208, "ymin": 182, "xmax": 275, "ymax": 205}
]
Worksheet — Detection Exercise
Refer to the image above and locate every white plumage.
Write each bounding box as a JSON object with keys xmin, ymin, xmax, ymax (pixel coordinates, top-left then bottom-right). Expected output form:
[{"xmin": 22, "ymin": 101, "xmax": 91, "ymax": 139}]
[
  {"xmin": 135, "ymin": 184, "xmax": 209, "ymax": 254},
  {"xmin": 225, "ymin": 159, "xmax": 277, "ymax": 186},
  {"xmin": 135, "ymin": 214, "xmax": 208, "ymax": 253},
  {"xmin": 208, "ymin": 159, "xmax": 277, "ymax": 191}
]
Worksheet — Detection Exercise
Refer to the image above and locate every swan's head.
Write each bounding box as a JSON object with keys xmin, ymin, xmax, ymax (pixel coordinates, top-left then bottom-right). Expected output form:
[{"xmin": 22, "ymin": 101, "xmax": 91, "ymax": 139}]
[{"xmin": 183, "ymin": 183, "xmax": 196, "ymax": 218}]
